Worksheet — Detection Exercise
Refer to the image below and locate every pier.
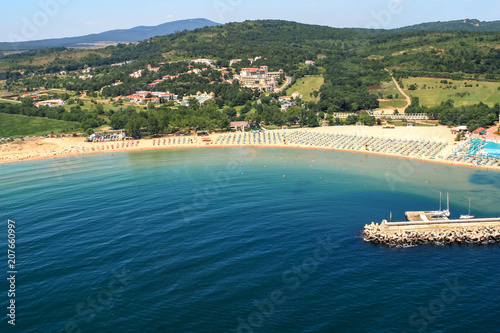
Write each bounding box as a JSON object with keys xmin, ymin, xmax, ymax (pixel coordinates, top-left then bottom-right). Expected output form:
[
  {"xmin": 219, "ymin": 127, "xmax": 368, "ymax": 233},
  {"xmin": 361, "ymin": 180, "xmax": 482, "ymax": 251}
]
[{"xmin": 363, "ymin": 217, "xmax": 500, "ymax": 247}]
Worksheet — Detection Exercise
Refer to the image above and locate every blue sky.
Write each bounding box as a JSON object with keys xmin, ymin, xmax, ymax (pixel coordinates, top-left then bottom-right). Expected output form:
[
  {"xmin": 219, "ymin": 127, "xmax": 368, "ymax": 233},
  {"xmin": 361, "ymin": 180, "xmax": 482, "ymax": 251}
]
[{"xmin": 1, "ymin": 0, "xmax": 498, "ymax": 42}]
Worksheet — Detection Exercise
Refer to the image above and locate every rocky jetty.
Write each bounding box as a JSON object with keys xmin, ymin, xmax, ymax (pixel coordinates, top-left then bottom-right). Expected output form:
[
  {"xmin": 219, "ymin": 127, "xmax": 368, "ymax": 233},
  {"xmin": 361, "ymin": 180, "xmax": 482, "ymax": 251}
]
[{"xmin": 363, "ymin": 221, "xmax": 500, "ymax": 247}]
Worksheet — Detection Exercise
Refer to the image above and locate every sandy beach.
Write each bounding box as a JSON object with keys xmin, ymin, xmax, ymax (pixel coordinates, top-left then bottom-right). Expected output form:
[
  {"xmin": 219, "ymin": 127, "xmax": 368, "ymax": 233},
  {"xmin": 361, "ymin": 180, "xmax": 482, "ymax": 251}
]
[{"xmin": 1, "ymin": 126, "xmax": 499, "ymax": 171}]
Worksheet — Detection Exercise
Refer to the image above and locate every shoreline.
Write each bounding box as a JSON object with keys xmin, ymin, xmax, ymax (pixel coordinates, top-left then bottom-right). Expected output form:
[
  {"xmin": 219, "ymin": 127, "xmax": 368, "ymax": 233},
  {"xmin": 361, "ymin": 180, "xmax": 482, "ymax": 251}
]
[
  {"xmin": 2, "ymin": 138, "xmax": 500, "ymax": 172},
  {"xmin": 1, "ymin": 127, "xmax": 499, "ymax": 171}
]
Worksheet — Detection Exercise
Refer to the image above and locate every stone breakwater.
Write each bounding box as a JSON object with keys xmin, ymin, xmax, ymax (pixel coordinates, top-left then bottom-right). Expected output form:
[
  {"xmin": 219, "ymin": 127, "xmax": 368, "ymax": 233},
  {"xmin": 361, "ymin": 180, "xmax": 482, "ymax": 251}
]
[{"xmin": 363, "ymin": 219, "xmax": 500, "ymax": 247}]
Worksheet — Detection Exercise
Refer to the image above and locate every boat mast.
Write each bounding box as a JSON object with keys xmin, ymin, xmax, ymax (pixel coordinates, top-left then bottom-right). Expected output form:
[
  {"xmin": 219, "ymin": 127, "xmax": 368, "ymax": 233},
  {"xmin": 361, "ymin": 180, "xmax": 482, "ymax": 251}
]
[{"xmin": 439, "ymin": 191, "xmax": 442, "ymax": 211}]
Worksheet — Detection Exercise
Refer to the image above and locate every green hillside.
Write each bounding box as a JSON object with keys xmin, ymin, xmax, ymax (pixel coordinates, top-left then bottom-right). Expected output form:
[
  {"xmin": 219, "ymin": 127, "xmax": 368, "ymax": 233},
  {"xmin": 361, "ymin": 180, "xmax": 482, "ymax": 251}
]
[
  {"xmin": 286, "ymin": 76, "xmax": 324, "ymax": 102},
  {"xmin": 0, "ymin": 113, "xmax": 79, "ymax": 137}
]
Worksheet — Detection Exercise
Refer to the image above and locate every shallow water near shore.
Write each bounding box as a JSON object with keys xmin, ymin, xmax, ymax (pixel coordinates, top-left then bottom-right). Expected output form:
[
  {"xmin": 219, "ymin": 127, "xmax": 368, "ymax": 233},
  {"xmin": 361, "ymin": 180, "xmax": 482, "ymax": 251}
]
[{"xmin": 1, "ymin": 148, "xmax": 499, "ymax": 332}]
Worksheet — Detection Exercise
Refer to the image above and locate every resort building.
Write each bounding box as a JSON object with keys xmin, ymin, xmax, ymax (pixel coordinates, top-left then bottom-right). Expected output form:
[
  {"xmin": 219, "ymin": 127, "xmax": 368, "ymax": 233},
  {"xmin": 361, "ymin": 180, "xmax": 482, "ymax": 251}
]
[
  {"xmin": 192, "ymin": 58, "xmax": 216, "ymax": 66},
  {"xmin": 151, "ymin": 91, "xmax": 178, "ymax": 100},
  {"xmin": 125, "ymin": 91, "xmax": 177, "ymax": 102},
  {"xmin": 35, "ymin": 99, "xmax": 66, "ymax": 108},
  {"xmin": 180, "ymin": 91, "xmax": 215, "ymax": 106},
  {"xmin": 237, "ymin": 66, "xmax": 283, "ymax": 92}
]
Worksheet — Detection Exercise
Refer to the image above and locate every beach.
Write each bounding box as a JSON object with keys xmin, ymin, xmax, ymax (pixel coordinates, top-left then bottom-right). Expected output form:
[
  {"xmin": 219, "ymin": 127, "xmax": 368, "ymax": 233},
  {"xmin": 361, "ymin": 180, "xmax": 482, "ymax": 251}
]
[{"xmin": 1, "ymin": 125, "xmax": 499, "ymax": 171}]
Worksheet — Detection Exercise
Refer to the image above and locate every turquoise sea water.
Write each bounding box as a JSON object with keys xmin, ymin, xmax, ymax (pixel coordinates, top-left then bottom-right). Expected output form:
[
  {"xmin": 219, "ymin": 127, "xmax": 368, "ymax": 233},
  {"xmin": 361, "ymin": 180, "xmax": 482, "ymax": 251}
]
[{"xmin": 1, "ymin": 148, "xmax": 500, "ymax": 332}]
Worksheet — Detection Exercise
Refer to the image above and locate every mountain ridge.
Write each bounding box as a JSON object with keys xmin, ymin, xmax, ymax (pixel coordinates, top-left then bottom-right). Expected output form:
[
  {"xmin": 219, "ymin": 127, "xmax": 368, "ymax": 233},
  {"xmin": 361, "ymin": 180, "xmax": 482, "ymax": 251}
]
[
  {"xmin": 393, "ymin": 18, "xmax": 500, "ymax": 32},
  {"xmin": 0, "ymin": 18, "xmax": 220, "ymax": 52},
  {"xmin": 1, "ymin": 18, "xmax": 499, "ymax": 54}
]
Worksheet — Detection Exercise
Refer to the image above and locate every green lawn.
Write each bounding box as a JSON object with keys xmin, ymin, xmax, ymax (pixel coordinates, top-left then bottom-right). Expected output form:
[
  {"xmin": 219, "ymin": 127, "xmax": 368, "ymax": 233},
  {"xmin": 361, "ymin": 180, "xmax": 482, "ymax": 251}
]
[
  {"xmin": 0, "ymin": 113, "xmax": 79, "ymax": 137},
  {"xmin": 401, "ymin": 77, "xmax": 500, "ymax": 107},
  {"xmin": 286, "ymin": 76, "xmax": 324, "ymax": 101}
]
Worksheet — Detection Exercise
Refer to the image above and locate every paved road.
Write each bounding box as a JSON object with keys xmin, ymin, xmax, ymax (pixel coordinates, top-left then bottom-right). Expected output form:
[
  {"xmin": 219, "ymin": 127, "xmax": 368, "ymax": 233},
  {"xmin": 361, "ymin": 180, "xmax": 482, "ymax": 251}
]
[
  {"xmin": 274, "ymin": 76, "xmax": 292, "ymax": 93},
  {"xmin": 484, "ymin": 124, "xmax": 500, "ymax": 141}
]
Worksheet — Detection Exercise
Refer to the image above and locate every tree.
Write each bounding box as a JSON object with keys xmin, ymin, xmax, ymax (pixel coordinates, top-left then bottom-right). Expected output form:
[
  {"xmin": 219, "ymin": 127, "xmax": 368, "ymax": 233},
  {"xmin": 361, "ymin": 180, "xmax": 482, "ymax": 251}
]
[
  {"xmin": 125, "ymin": 116, "xmax": 145, "ymax": 138},
  {"xmin": 224, "ymin": 107, "xmax": 237, "ymax": 118},
  {"xmin": 94, "ymin": 103, "xmax": 104, "ymax": 115},
  {"xmin": 307, "ymin": 111, "xmax": 319, "ymax": 127},
  {"xmin": 345, "ymin": 115, "xmax": 358, "ymax": 125},
  {"xmin": 359, "ymin": 113, "xmax": 375, "ymax": 126},
  {"xmin": 147, "ymin": 112, "xmax": 162, "ymax": 135},
  {"xmin": 110, "ymin": 113, "xmax": 127, "ymax": 129},
  {"xmin": 21, "ymin": 97, "xmax": 33, "ymax": 107}
]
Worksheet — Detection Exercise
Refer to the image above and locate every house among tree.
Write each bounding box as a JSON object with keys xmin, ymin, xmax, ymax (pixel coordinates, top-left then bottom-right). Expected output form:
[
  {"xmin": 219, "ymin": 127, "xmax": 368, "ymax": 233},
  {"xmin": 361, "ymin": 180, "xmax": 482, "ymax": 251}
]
[
  {"xmin": 130, "ymin": 70, "xmax": 143, "ymax": 78},
  {"xmin": 192, "ymin": 58, "xmax": 216, "ymax": 66},
  {"xmin": 35, "ymin": 99, "xmax": 66, "ymax": 108},
  {"xmin": 473, "ymin": 127, "xmax": 486, "ymax": 135},
  {"xmin": 21, "ymin": 93, "xmax": 39, "ymax": 100},
  {"xmin": 230, "ymin": 59, "xmax": 243, "ymax": 66},
  {"xmin": 230, "ymin": 121, "xmax": 250, "ymax": 130},
  {"xmin": 125, "ymin": 95, "xmax": 159, "ymax": 104}
]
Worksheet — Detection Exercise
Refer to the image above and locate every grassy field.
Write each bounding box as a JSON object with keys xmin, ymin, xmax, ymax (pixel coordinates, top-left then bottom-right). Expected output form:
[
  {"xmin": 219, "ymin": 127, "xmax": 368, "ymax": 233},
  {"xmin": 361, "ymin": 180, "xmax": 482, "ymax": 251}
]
[
  {"xmin": 63, "ymin": 101, "xmax": 131, "ymax": 113},
  {"xmin": 378, "ymin": 100, "xmax": 408, "ymax": 109},
  {"xmin": 0, "ymin": 113, "xmax": 79, "ymax": 137},
  {"xmin": 0, "ymin": 98, "xmax": 21, "ymax": 104},
  {"xmin": 401, "ymin": 77, "xmax": 500, "ymax": 107},
  {"xmin": 369, "ymin": 80, "xmax": 408, "ymax": 109},
  {"xmin": 286, "ymin": 76, "xmax": 324, "ymax": 101}
]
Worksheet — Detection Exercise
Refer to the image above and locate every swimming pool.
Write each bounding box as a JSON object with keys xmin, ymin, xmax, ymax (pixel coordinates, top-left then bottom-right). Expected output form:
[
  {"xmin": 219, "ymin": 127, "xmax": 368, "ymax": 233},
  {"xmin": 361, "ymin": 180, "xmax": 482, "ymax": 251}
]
[{"xmin": 483, "ymin": 142, "xmax": 500, "ymax": 157}]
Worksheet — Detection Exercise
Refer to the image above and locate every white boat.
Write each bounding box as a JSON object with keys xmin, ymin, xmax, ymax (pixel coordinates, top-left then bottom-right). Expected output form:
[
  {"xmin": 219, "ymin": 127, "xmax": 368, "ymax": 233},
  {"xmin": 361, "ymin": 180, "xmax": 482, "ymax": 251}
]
[
  {"xmin": 431, "ymin": 192, "xmax": 450, "ymax": 218},
  {"xmin": 460, "ymin": 198, "xmax": 475, "ymax": 219}
]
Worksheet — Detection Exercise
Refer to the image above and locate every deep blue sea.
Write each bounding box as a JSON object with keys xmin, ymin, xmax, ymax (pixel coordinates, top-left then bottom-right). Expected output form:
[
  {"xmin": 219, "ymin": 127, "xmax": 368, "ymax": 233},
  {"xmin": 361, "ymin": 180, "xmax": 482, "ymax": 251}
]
[{"xmin": 1, "ymin": 147, "xmax": 499, "ymax": 333}]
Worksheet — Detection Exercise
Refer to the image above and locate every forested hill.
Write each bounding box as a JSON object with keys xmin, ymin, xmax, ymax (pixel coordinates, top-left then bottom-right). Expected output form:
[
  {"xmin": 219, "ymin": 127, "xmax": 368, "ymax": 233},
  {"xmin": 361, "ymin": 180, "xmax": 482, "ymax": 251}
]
[
  {"xmin": 96, "ymin": 19, "xmax": 500, "ymax": 78},
  {"xmin": 2, "ymin": 20, "xmax": 499, "ymax": 78},
  {"xmin": 394, "ymin": 19, "xmax": 500, "ymax": 32}
]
